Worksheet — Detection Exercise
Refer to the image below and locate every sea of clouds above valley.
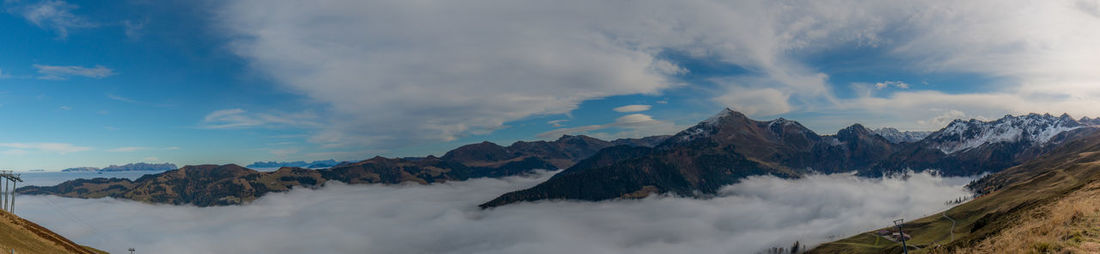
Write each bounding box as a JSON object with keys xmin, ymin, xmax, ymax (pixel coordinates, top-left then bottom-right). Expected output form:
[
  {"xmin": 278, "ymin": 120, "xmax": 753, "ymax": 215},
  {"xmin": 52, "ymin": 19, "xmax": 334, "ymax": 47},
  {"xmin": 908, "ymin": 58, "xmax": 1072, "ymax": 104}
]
[{"xmin": 19, "ymin": 171, "xmax": 971, "ymax": 254}]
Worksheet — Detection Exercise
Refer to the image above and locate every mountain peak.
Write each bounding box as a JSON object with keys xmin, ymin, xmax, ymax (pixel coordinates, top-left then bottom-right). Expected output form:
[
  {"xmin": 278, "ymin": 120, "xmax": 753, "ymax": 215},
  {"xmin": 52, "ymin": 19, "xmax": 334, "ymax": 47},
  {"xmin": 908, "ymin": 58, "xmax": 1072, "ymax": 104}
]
[
  {"xmin": 836, "ymin": 124, "xmax": 876, "ymax": 140},
  {"xmin": 928, "ymin": 112, "xmax": 1086, "ymax": 154},
  {"xmin": 872, "ymin": 127, "xmax": 932, "ymax": 144},
  {"xmin": 555, "ymin": 134, "xmax": 598, "ymax": 143},
  {"xmin": 702, "ymin": 108, "xmax": 747, "ymax": 125},
  {"xmin": 841, "ymin": 123, "xmax": 869, "ymax": 133}
]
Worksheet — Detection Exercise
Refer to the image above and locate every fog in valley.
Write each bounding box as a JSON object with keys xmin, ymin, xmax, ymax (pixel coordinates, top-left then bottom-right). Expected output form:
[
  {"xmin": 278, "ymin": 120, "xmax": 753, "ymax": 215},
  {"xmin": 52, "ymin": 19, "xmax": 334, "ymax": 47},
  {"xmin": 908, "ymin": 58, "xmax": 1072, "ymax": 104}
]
[{"xmin": 19, "ymin": 171, "xmax": 971, "ymax": 254}]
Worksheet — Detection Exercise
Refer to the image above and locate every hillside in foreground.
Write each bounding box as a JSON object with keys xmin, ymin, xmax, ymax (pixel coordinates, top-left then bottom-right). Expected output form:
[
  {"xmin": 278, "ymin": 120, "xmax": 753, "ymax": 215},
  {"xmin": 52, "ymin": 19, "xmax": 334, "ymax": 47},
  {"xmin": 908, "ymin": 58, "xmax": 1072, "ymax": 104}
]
[
  {"xmin": 810, "ymin": 131, "xmax": 1100, "ymax": 253},
  {"xmin": 0, "ymin": 210, "xmax": 104, "ymax": 254}
]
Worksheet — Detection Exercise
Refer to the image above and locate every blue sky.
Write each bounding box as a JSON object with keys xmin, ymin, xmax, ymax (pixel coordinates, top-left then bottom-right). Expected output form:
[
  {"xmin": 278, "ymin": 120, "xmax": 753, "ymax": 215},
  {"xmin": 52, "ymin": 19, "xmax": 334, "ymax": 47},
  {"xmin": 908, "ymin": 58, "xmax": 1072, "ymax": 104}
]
[{"xmin": 2, "ymin": 0, "xmax": 1099, "ymax": 171}]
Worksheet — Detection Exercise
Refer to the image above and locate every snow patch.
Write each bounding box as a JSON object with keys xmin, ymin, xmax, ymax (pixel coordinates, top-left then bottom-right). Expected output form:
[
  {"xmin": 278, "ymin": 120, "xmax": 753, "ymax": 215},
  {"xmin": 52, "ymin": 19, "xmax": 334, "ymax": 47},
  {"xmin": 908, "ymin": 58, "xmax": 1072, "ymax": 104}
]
[{"xmin": 930, "ymin": 114, "xmax": 1084, "ymax": 154}]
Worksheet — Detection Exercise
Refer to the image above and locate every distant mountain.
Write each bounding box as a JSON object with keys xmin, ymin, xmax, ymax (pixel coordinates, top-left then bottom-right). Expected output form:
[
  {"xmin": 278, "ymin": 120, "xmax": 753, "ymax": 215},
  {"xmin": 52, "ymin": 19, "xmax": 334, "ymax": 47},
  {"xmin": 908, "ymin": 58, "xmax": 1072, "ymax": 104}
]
[
  {"xmin": 60, "ymin": 163, "xmax": 177, "ymax": 172},
  {"xmin": 28, "ymin": 108, "xmax": 1098, "ymax": 209},
  {"xmin": 929, "ymin": 113, "xmax": 1083, "ymax": 154},
  {"xmin": 20, "ymin": 134, "xmax": 666, "ymax": 206},
  {"xmin": 100, "ymin": 162, "xmax": 177, "ymax": 172},
  {"xmin": 60, "ymin": 167, "xmax": 99, "ymax": 172},
  {"xmin": 19, "ymin": 158, "xmax": 554, "ymax": 206},
  {"xmin": 869, "ymin": 113, "xmax": 1098, "ymax": 176},
  {"xmin": 481, "ymin": 109, "xmax": 1100, "ymax": 208},
  {"xmin": 246, "ymin": 159, "xmax": 343, "ymax": 168},
  {"xmin": 610, "ymin": 135, "xmax": 671, "ymax": 147},
  {"xmin": 871, "ymin": 127, "xmax": 931, "ymax": 144},
  {"xmin": 440, "ymin": 134, "xmax": 667, "ymax": 169}
]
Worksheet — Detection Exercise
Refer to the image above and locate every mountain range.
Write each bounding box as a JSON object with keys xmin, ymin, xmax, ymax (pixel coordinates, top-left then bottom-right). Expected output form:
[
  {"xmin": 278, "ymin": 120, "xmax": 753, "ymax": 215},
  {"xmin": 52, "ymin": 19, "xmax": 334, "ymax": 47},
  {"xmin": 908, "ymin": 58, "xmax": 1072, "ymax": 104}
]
[
  {"xmin": 60, "ymin": 162, "xmax": 178, "ymax": 172},
  {"xmin": 480, "ymin": 109, "xmax": 1099, "ymax": 208},
  {"xmin": 871, "ymin": 128, "xmax": 931, "ymax": 143},
  {"xmin": 21, "ymin": 109, "xmax": 1100, "ymax": 210},
  {"xmin": 246, "ymin": 159, "xmax": 345, "ymax": 169},
  {"xmin": 19, "ymin": 135, "xmax": 667, "ymax": 206}
]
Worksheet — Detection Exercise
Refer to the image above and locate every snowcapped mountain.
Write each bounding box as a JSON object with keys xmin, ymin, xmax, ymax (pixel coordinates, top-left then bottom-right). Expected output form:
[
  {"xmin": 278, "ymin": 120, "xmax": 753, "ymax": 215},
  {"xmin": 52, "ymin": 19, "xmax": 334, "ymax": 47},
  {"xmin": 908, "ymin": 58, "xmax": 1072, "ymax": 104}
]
[
  {"xmin": 483, "ymin": 109, "xmax": 1100, "ymax": 207},
  {"xmin": 924, "ymin": 113, "xmax": 1087, "ymax": 154},
  {"xmin": 872, "ymin": 128, "xmax": 931, "ymax": 144},
  {"xmin": 482, "ymin": 109, "xmax": 898, "ymax": 208}
]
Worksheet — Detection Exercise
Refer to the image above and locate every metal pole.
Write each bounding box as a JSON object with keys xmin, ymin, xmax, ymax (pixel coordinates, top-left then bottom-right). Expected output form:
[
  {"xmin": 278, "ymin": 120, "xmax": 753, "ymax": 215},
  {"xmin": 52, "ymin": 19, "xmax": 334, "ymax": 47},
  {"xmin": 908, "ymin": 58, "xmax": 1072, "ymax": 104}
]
[
  {"xmin": 10, "ymin": 180, "xmax": 15, "ymax": 214},
  {"xmin": 894, "ymin": 219, "xmax": 909, "ymax": 254},
  {"xmin": 2, "ymin": 177, "xmax": 7, "ymax": 212}
]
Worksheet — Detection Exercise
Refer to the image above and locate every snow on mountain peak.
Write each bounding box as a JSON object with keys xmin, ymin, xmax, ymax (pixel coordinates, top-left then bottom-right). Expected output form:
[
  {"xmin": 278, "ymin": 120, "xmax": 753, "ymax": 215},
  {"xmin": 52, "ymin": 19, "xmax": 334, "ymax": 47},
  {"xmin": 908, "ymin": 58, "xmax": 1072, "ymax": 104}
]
[
  {"xmin": 701, "ymin": 108, "xmax": 738, "ymax": 126},
  {"xmin": 872, "ymin": 128, "xmax": 931, "ymax": 144},
  {"xmin": 928, "ymin": 113, "xmax": 1086, "ymax": 154}
]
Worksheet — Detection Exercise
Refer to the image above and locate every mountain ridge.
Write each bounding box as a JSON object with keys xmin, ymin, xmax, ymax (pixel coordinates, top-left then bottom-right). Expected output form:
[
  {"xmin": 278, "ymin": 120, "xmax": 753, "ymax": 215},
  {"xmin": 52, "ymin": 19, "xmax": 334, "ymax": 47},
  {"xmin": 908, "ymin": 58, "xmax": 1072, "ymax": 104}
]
[
  {"xmin": 19, "ymin": 134, "xmax": 667, "ymax": 206},
  {"xmin": 481, "ymin": 108, "xmax": 1100, "ymax": 208},
  {"xmin": 61, "ymin": 162, "xmax": 177, "ymax": 172}
]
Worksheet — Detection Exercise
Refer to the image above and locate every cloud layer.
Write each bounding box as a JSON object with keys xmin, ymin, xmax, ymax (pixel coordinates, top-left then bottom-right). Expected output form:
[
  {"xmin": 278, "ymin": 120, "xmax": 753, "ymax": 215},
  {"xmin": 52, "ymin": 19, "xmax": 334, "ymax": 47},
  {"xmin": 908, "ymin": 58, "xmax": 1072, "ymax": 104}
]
[
  {"xmin": 21, "ymin": 171, "xmax": 971, "ymax": 254},
  {"xmin": 214, "ymin": 0, "xmax": 1100, "ymax": 147}
]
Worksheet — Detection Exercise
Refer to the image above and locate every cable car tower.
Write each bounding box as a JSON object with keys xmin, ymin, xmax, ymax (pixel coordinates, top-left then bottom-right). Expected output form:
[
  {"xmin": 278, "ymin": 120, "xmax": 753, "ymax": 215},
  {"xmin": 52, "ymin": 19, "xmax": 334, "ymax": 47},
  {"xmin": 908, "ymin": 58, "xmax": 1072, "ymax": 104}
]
[{"xmin": 0, "ymin": 170, "xmax": 22, "ymax": 215}]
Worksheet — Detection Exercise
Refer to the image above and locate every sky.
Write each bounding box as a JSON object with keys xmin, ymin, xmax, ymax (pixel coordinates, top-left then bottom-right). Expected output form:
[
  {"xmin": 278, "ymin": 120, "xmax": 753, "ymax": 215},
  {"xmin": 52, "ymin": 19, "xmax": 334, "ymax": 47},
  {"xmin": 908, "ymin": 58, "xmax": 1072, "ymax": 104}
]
[
  {"xmin": 2, "ymin": 0, "xmax": 1100, "ymax": 170},
  {"xmin": 18, "ymin": 170, "xmax": 972, "ymax": 253}
]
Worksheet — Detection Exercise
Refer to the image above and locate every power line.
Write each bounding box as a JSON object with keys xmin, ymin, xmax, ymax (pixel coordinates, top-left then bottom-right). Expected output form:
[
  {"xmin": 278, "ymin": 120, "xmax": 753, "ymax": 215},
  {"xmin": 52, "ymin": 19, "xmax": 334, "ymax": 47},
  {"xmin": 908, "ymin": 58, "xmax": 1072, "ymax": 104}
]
[{"xmin": 0, "ymin": 170, "xmax": 22, "ymax": 215}]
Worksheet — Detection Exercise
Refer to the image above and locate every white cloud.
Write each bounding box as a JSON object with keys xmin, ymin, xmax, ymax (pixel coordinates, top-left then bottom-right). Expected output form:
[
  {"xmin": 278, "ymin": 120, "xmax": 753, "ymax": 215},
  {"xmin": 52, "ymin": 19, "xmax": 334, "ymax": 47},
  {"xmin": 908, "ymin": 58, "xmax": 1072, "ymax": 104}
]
[
  {"xmin": 58, "ymin": 105, "xmax": 71, "ymax": 110},
  {"xmin": 1, "ymin": 149, "xmax": 28, "ymax": 156},
  {"xmin": 200, "ymin": 108, "xmax": 320, "ymax": 129},
  {"xmin": 713, "ymin": 87, "xmax": 793, "ymax": 116},
  {"xmin": 834, "ymin": 89, "xmax": 1100, "ymax": 131},
  {"xmin": 536, "ymin": 113, "xmax": 679, "ymax": 139},
  {"xmin": 107, "ymin": 147, "xmax": 145, "ymax": 152},
  {"xmin": 917, "ymin": 110, "xmax": 967, "ymax": 128},
  {"xmin": 215, "ymin": 0, "xmax": 1100, "ymax": 148},
  {"xmin": 0, "ymin": 142, "xmax": 90, "ymax": 154},
  {"xmin": 33, "ymin": 64, "xmax": 114, "ymax": 80},
  {"xmin": 106, "ymin": 146, "xmax": 179, "ymax": 153},
  {"xmin": 874, "ymin": 81, "xmax": 909, "ymax": 89},
  {"xmin": 269, "ymin": 148, "xmax": 298, "ymax": 157},
  {"xmin": 20, "ymin": 171, "xmax": 971, "ymax": 254},
  {"xmin": 1080, "ymin": 0, "xmax": 1100, "ymax": 18},
  {"xmin": 122, "ymin": 19, "xmax": 144, "ymax": 39},
  {"xmin": 613, "ymin": 105, "xmax": 652, "ymax": 113},
  {"xmin": 105, "ymin": 93, "xmax": 137, "ymax": 103},
  {"xmin": 546, "ymin": 120, "xmax": 568, "ymax": 127},
  {"xmin": 5, "ymin": 0, "xmax": 96, "ymax": 38}
]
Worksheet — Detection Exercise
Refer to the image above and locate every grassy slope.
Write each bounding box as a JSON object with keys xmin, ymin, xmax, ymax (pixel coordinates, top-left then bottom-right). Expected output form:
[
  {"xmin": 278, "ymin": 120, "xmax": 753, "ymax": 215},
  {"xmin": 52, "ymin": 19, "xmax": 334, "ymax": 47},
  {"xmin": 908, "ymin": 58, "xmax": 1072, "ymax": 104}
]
[
  {"xmin": 0, "ymin": 210, "xmax": 105, "ymax": 254},
  {"xmin": 811, "ymin": 133, "xmax": 1100, "ymax": 254}
]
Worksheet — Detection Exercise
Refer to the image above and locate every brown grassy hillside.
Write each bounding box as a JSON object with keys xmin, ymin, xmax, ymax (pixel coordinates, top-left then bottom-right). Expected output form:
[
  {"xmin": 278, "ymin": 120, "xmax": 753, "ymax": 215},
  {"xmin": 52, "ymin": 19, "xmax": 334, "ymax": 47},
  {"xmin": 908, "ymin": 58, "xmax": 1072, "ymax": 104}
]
[
  {"xmin": 811, "ymin": 132, "xmax": 1100, "ymax": 254},
  {"xmin": 0, "ymin": 210, "xmax": 105, "ymax": 254},
  {"xmin": 952, "ymin": 177, "xmax": 1100, "ymax": 253}
]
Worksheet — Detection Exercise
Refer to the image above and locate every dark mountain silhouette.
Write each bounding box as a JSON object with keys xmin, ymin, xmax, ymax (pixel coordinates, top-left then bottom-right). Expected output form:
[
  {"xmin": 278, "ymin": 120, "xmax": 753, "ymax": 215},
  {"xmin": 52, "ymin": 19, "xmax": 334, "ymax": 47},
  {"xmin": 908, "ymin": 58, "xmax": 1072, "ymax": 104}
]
[
  {"xmin": 246, "ymin": 159, "xmax": 343, "ymax": 168},
  {"xmin": 481, "ymin": 109, "xmax": 897, "ymax": 208},
  {"xmin": 19, "ymin": 134, "xmax": 666, "ymax": 206},
  {"xmin": 482, "ymin": 109, "xmax": 1099, "ymax": 208},
  {"xmin": 21, "ymin": 108, "xmax": 1097, "ymax": 209},
  {"xmin": 443, "ymin": 134, "xmax": 669, "ymax": 169}
]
